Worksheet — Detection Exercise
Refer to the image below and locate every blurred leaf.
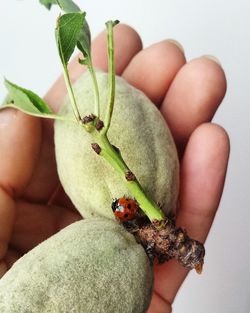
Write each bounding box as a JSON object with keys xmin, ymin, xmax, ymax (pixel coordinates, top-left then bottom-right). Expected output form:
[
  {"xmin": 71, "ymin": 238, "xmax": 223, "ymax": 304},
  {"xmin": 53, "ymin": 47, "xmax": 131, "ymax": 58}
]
[
  {"xmin": 2, "ymin": 79, "xmax": 72, "ymax": 121},
  {"xmin": 77, "ymin": 20, "xmax": 91, "ymax": 59},
  {"xmin": 39, "ymin": 0, "xmax": 57, "ymax": 10},
  {"xmin": 39, "ymin": 0, "xmax": 80, "ymax": 12}
]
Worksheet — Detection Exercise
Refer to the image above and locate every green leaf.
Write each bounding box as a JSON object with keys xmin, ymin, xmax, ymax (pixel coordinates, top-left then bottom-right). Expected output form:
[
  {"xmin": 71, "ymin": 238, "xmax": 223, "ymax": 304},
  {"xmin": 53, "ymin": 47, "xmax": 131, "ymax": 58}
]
[
  {"xmin": 55, "ymin": 12, "xmax": 86, "ymax": 121},
  {"xmin": 55, "ymin": 0, "xmax": 80, "ymax": 13},
  {"xmin": 78, "ymin": 58, "xmax": 88, "ymax": 65},
  {"xmin": 2, "ymin": 79, "xmax": 73, "ymax": 121},
  {"xmin": 102, "ymin": 20, "xmax": 120, "ymax": 134},
  {"xmin": 76, "ymin": 20, "xmax": 91, "ymax": 59},
  {"xmin": 5, "ymin": 79, "xmax": 52, "ymax": 113},
  {"xmin": 110, "ymin": 20, "xmax": 120, "ymax": 27},
  {"xmin": 39, "ymin": 0, "xmax": 57, "ymax": 10},
  {"xmin": 56, "ymin": 12, "xmax": 86, "ymax": 65},
  {"xmin": 39, "ymin": 0, "xmax": 80, "ymax": 12},
  {"xmin": 77, "ymin": 22, "xmax": 101, "ymax": 117}
]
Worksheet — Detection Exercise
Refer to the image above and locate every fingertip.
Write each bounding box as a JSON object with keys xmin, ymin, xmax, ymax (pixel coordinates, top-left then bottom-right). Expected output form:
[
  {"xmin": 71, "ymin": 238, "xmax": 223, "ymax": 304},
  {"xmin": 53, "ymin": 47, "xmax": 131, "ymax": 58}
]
[
  {"xmin": 114, "ymin": 23, "xmax": 143, "ymax": 53},
  {"xmin": 201, "ymin": 55, "xmax": 222, "ymax": 66},
  {"xmin": 114, "ymin": 24, "xmax": 143, "ymax": 73},
  {"xmin": 123, "ymin": 39, "xmax": 186, "ymax": 104},
  {"xmin": 0, "ymin": 110, "xmax": 42, "ymax": 196},
  {"xmin": 196, "ymin": 55, "xmax": 227, "ymax": 98},
  {"xmin": 189, "ymin": 123, "xmax": 230, "ymax": 160},
  {"xmin": 187, "ymin": 56, "xmax": 227, "ymax": 112},
  {"xmin": 166, "ymin": 39, "xmax": 185, "ymax": 54},
  {"xmin": 0, "ymin": 108, "xmax": 17, "ymax": 129},
  {"xmin": 162, "ymin": 56, "xmax": 227, "ymax": 150},
  {"xmin": 178, "ymin": 122, "xmax": 230, "ymax": 240},
  {"xmin": 92, "ymin": 23, "xmax": 143, "ymax": 75},
  {"xmin": 93, "ymin": 23, "xmax": 144, "ymax": 70}
]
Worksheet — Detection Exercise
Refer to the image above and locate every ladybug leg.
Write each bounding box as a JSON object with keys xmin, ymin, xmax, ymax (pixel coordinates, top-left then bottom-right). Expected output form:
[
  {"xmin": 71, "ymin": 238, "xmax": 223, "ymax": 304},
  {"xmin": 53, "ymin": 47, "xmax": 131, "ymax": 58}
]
[
  {"xmin": 145, "ymin": 242, "xmax": 155, "ymax": 265},
  {"xmin": 122, "ymin": 219, "xmax": 139, "ymax": 233}
]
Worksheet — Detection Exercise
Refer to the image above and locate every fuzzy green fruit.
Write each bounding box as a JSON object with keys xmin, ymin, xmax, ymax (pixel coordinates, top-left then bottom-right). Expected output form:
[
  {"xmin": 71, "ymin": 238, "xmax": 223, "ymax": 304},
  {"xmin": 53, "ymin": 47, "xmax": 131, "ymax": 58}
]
[
  {"xmin": 55, "ymin": 71, "xmax": 179, "ymax": 219},
  {"xmin": 0, "ymin": 218, "xmax": 153, "ymax": 313}
]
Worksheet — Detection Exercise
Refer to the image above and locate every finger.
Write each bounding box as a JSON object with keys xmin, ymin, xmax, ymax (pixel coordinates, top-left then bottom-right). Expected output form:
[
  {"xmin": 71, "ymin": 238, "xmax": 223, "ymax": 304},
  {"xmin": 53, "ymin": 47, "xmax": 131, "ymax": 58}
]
[
  {"xmin": 0, "ymin": 187, "xmax": 15, "ymax": 278},
  {"xmin": 153, "ymin": 123, "xmax": 230, "ymax": 304},
  {"xmin": 22, "ymin": 125, "xmax": 60, "ymax": 202},
  {"xmin": 45, "ymin": 23, "xmax": 142, "ymax": 111},
  {"xmin": 4, "ymin": 248, "xmax": 20, "ymax": 270},
  {"xmin": 47, "ymin": 184, "xmax": 76, "ymax": 210},
  {"xmin": 0, "ymin": 261, "xmax": 8, "ymax": 277},
  {"xmin": 178, "ymin": 123, "xmax": 230, "ymax": 238},
  {"xmin": 0, "ymin": 188, "xmax": 15, "ymax": 259},
  {"xmin": 10, "ymin": 200, "xmax": 81, "ymax": 253},
  {"xmin": 147, "ymin": 292, "xmax": 172, "ymax": 313},
  {"xmin": 0, "ymin": 108, "xmax": 41, "ymax": 276},
  {"xmin": 122, "ymin": 40, "xmax": 186, "ymax": 105},
  {"xmin": 0, "ymin": 109, "xmax": 41, "ymax": 196},
  {"xmin": 161, "ymin": 57, "xmax": 227, "ymax": 154},
  {"xmin": 23, "ymin": 24, "xmax": 142, "ymax": 203}
]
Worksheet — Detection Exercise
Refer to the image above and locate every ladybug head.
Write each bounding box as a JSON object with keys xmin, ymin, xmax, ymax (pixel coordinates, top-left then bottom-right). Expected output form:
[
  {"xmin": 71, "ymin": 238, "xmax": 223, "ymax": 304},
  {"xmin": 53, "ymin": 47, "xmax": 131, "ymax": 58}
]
[{"xmin": 111, "ymin": 199, "xmax": 119, "ymax": 212}]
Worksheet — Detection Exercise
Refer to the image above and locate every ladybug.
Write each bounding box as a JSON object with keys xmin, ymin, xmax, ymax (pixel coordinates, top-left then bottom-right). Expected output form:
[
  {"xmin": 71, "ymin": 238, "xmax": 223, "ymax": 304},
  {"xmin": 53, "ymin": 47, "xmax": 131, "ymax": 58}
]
[{"xmin": 112, "ymin": 197, "xmax": 139, "ymax": 221}]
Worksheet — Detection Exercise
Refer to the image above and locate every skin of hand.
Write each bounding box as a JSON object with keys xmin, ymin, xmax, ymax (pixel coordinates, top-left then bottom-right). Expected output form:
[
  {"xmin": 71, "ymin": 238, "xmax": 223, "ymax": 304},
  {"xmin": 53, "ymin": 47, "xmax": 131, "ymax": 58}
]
[{"xmin": 0, "ymin": 24, "xmax": 229, "ymax": 313}]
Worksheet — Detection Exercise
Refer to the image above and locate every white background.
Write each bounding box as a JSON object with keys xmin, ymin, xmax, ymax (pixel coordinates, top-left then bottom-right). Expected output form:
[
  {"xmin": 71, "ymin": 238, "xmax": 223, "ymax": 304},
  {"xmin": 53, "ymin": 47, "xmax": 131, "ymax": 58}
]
[{"xmin": 0, "ymin": 1, "xmax": 250, "ymax": 312}]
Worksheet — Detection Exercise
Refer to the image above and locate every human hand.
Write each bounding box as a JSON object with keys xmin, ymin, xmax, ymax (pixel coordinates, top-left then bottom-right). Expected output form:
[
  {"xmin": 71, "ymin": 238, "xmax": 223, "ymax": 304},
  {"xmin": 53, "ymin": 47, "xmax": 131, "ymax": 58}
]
[{"xmin": 0, "ymin": 24, "xmax": 229, "ymax": 313}]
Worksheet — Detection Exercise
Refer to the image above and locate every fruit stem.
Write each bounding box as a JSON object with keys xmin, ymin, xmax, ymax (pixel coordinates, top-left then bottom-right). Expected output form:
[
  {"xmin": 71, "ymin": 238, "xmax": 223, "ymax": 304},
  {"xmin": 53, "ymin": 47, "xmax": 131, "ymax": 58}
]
[
  {"xmin": 91, "ymin": 131, "xmax": 166, "ymax": 222},
  {"xmin": 62, "ymin": 64, "xmax": 82, "ymax": 122},
  {"xmin": 85, "ymin": 58, "xmax": 100, "ymax": 118},
  {"xmin": 102, "ymin": 21, "xmax": 119, "ymax": 135},
  {"xmin": 85, "ymin": 20, "xmax": 166, "ymax": 223}
]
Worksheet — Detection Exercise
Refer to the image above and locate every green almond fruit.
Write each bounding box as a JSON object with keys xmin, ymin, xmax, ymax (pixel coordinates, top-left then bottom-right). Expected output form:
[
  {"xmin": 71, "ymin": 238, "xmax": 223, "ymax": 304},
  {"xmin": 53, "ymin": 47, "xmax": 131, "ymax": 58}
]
[
  {"xmin": 0, "ymin": 218, "xmax": 153, "ymax": 313},
  {"xmin": 55, "ymin": 71, "xmax": 179, "ymax": 219}
]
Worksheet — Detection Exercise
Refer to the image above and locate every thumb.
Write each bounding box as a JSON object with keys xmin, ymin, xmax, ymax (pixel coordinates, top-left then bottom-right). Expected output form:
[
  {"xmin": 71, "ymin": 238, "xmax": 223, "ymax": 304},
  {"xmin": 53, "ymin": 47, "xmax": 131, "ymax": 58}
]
[
  {"xmin": 0, "ymin": 108, "xmax": 41, "ymax": 277},
  {"xmin": 0, "ymin": 108, "xmax": 41, "ymax": 197}
]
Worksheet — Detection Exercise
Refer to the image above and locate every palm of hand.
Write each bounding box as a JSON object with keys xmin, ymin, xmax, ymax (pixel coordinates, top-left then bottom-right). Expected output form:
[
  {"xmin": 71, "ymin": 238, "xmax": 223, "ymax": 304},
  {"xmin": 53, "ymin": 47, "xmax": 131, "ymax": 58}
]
[{"xmin": 0, "ymin": 25, "xmax": 229, "ymax": 313}]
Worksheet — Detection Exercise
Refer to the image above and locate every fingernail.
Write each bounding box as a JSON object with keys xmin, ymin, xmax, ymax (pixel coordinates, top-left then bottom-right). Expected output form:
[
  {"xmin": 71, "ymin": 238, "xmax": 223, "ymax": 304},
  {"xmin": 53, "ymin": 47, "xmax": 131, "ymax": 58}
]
[
  {"xmin": 0, "ymin": 108, "xmax": 17, "ymax": 129},
  {"xmin": 167, "ymin": 39, "xmax": 185, "ymax": 54},
  {"xmin": 202, "ymin": 55, "xmax": 222, "ymax": 66}
]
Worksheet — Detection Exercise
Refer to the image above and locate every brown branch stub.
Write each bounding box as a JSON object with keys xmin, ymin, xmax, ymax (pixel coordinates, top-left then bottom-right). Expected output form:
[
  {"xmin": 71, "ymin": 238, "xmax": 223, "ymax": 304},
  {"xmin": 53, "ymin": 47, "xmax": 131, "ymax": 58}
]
[
  {"xmin": 95, "ymin": 119, "xmax": 104, "ymax": 131},
  {"xmin": 91, "ymin": 143, "xmax": 101, "ymax": 154},
  {"xmin": 125, "ymin": 171, "xmax": 136, "ymax": 181},
  {"xmin": 82, "ymin": 114, "xmax": 96, "ymax": 124},
  {"xmin": 125, "ymin": 218, "xmax": 205, "ymax": 273}
]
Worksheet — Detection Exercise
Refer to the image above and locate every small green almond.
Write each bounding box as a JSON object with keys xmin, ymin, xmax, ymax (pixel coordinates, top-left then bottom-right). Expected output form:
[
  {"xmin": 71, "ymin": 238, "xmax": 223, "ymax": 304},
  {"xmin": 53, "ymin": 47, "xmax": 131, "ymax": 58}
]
[
  {"xmin": 0, "ymin": 218, "xmax": 153, "ymax": 313},
  {"xmin": 55, "ymin": 71, "xmax": 179, "ymax": 219}
]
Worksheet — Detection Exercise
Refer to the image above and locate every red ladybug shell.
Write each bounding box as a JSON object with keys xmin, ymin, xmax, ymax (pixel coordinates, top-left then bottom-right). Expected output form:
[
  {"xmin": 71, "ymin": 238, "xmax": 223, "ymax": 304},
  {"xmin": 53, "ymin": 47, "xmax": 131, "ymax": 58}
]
[{"xmin": 112, "ymin": 197, "xmax": 138, "ymax": 221}]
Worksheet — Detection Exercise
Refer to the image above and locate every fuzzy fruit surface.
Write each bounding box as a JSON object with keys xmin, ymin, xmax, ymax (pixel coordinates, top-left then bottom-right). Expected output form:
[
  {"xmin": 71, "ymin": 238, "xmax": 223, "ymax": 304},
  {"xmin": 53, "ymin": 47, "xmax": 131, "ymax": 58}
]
[
  {"xmin": 0, "ymin": 218, "xmax": 153, "ymax": 313},
  {"xmin": 55, "ymin": 71, "xmax": 179, "ymax": 219}
]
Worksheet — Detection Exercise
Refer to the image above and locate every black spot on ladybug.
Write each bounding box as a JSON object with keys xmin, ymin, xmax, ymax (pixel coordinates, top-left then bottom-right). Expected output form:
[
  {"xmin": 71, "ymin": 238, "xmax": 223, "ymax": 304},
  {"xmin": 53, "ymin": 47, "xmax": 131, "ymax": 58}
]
[{"xmin": 111, "ymin": 197, "xmax": 139, "ymax": 222}]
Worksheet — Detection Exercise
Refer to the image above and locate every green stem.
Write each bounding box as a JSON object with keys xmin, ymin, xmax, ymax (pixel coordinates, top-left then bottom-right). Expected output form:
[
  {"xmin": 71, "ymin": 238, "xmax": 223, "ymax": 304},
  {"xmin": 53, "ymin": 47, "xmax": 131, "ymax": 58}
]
[
  {"xmin": 62, "ymin": 64, "xmax": 81, "ymax": 122},
  {"xmin": 102, "ymin": 21, "xmax": 116, "ymax": 135},
  {"xmin": 80, "ymin": 19, "xmax": 166, "ymax": 222},
  {"xmin": 92, "ymin": 20, "xmax": 165, "ymax": 222},
  {"xmin": 86, "ymin": 58, "xmax": 100, "ymax": 118},
  {"xmin": 92, "ymin": 132, "xmax": 166, "ymax": 222}
]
